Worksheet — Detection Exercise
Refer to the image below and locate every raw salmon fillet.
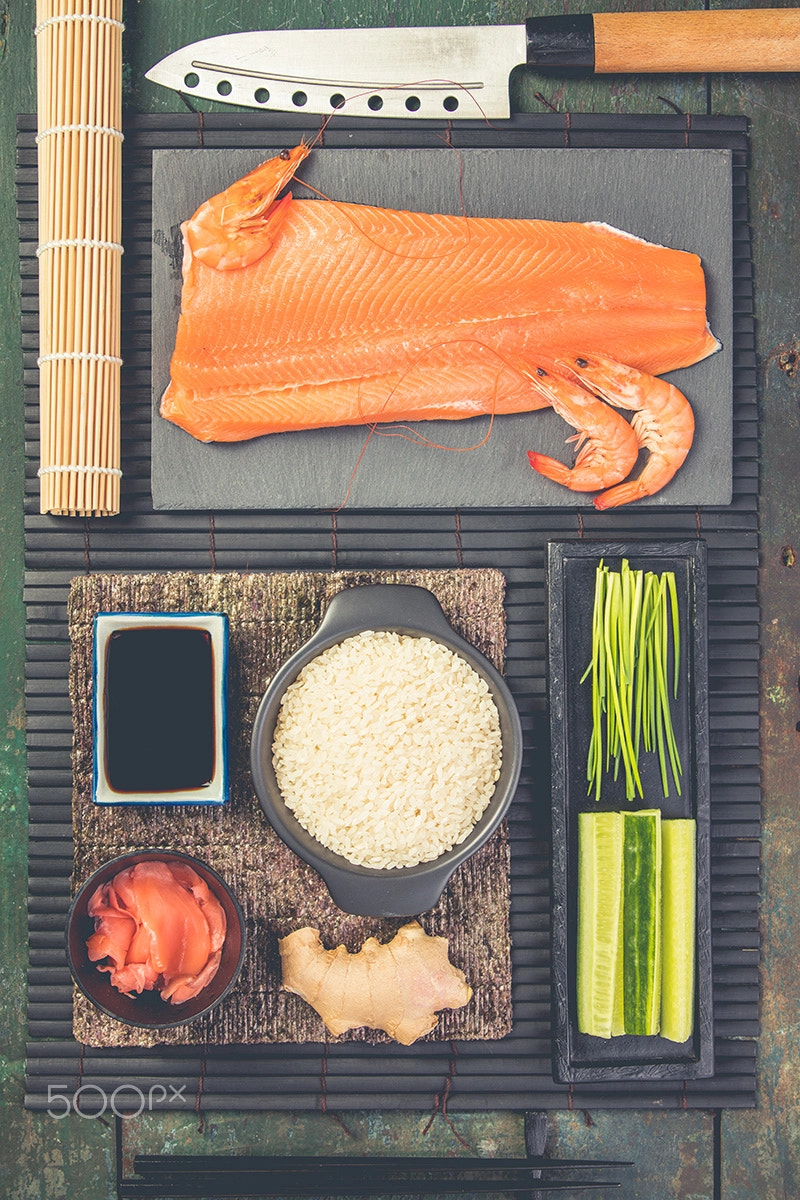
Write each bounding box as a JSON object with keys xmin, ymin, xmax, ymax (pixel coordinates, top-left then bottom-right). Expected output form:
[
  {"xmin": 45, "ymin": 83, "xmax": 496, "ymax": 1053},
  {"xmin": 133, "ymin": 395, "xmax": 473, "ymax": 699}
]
[{"xmin": 160, "ymin": 152, "xmax": 719, "ymax": 444}]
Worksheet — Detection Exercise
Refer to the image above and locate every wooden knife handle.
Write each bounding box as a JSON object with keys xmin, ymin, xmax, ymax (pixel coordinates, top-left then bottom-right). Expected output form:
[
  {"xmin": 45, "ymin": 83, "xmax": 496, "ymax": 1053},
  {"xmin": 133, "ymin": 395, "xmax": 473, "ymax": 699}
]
[{"xmin": 593, "ymin": 8, "xmax": 800, "ymax": 74}]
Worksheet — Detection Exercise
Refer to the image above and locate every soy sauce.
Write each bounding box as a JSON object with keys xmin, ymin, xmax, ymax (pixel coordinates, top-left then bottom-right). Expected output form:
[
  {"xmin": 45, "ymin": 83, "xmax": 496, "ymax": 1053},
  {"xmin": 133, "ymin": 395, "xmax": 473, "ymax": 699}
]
[{"xmin": 105, "ymin": 626, "xmax": 215, "ymax": 793}]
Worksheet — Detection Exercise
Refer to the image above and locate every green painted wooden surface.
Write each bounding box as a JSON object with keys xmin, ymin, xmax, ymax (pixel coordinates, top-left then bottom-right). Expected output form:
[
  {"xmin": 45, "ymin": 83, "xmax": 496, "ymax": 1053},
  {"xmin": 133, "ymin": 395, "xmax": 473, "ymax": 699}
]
[{"xmin": 2, "ymin": 0, "xmax": 799, "ymax": 1196}]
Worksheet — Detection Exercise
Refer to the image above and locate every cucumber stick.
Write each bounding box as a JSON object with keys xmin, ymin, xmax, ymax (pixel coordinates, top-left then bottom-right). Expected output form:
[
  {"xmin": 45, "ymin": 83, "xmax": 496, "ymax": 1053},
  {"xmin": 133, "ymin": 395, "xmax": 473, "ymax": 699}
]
[
  {"xmin": 576, "ymin": 810, "xmax": 696, "ymax": 1041},
  {"xmin": 622, "ymin": 810, "xmax": 662, "ymax": 1036},
  {"xmin": 577, "ymin": 811, "xmax": 623, "ymax": 1038},
  {"xmin": 660, "ymin": 819, "xmax": 696, "ymax": 1042},
  {"xmin": 611, "ymin": 886, "xmax": 626, "ymax": 1037}
]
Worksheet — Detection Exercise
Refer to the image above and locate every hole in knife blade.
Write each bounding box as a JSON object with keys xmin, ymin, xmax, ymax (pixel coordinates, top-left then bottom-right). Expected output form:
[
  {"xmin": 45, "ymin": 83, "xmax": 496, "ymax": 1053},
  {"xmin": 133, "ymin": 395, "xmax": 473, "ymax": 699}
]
[
  {"xmin": 254, "ymin": 87, "xmax": 270, "ymax": 104},
  {"xmin": 216, "ymin": 80, "xmax": 232, "ymax": 97},
  {"xmin": 405, "ymin": 96, "xmax": 421, "ymax": 112},
  {"xmin": 443, "ymin": 96, "xmax": 459, "ymax": 112},
  {"xmin": 292, "ymin": 90, "xmax": 308, "ymax": 107},
  {"xmin": 183, "ymin": 72, "xmax": 199, "ymax": 90},
  {"xmin": 329, "ymin": 94, "xmax": 346, "ymax": 110},
  {"xmin": 368, "ymin": 95, "xmax": 384, "ymax": 112}
]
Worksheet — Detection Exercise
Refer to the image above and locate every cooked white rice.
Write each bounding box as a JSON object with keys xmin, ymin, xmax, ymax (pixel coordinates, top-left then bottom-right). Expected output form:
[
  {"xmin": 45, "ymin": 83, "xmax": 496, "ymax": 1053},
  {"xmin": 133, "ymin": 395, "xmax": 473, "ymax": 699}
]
[{"xmin": 271, "ymin": 630, "xmax": 503, "ymax": 869}]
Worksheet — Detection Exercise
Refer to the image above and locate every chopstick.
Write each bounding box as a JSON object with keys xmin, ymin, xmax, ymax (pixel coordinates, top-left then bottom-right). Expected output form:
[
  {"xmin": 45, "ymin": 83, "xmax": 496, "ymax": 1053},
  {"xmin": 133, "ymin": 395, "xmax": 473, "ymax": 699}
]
[
  {"xmin": 124, "ymin": 1181, "xmax": 618, "ymax": 1198},
  {"xmin": 132, "ymin": 1156, "xmax": 630, "ymax": 1173},
  {"xmin": 124, "ymin": 1155, "xmax": 631, "ymax": 1198}
]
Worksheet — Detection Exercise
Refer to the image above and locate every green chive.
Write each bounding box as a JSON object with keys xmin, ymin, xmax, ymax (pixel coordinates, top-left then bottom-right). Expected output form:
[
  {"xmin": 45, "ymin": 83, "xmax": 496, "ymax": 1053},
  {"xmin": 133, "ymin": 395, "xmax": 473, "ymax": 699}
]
[{"xmin": 583, "ymin": 559, "xmax": 683, "ymax": 802}]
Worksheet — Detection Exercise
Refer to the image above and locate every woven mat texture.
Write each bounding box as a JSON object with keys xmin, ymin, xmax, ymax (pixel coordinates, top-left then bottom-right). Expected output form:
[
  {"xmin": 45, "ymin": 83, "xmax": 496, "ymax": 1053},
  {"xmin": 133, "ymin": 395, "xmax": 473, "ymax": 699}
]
[{"xmin": 68, "ymin": 567, "xmax": 512, "ymax": 1047}]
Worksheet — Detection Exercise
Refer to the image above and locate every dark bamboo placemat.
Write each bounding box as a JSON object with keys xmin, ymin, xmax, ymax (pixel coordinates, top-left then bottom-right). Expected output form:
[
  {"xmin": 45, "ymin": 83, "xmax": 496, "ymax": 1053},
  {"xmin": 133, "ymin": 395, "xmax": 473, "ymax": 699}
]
[
  {"xmin": 20, "ymin": 111, "xmax": 760, "ymax": 1113},
  {"xmin": 68, "ymin": 568, "xmax": 512, "ymax": 1047}
]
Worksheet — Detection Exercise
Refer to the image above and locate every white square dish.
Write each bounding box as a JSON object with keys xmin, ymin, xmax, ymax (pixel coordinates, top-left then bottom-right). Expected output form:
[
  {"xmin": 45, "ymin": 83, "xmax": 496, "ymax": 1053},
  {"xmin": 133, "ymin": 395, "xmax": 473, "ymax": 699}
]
[{"xmin": 92, "ymin": 611, "xmax": 229, "ymax": 805}]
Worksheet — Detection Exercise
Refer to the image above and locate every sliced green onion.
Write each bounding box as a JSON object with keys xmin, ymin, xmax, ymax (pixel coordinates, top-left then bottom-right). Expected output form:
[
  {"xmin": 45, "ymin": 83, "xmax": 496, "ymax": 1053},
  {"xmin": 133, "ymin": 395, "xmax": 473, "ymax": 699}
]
[
  {"xmin": 666, "ymin": 570, "xmax": 681, "ymax": 699},
  {"xmin": 583, "ymin": 561, "xmax": 683, "ymax": 802}
]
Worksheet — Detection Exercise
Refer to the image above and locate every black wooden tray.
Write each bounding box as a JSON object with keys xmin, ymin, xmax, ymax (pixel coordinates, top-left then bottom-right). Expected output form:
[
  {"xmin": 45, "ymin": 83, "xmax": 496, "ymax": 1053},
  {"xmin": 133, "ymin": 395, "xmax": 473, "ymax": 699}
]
[{"xmin": 548, "ymin": 539, "xmax": 713, "ymax": 1083}]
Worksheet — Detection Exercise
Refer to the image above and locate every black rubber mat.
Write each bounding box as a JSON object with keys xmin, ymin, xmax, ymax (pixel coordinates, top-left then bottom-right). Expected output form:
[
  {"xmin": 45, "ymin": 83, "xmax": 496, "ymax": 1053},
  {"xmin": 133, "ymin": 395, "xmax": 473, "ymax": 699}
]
[{"xmin": 19, "ymin": 111, "xmax": 759, "ymax": 1113}]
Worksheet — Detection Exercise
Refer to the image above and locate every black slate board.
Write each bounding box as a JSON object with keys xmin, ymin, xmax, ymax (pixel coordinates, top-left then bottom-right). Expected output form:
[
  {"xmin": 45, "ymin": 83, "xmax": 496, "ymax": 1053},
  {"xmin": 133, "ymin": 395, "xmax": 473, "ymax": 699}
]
[
  {"xmin": 151, "ymin": 145, "xmax": 734, "ymax": 511},
  {"xmin": 548, "ymin": 539, "xmax": 713, "ymax": 1083},
  {"xmin": 19, "ymin": 112, "xmax": 760, "ymax": 1115}
]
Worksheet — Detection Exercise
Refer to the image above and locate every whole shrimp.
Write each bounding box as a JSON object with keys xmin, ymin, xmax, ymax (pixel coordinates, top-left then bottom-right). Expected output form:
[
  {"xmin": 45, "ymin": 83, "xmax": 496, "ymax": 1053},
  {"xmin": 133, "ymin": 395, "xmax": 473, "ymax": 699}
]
[
  {"xmin": 568, "ymin": 353, "xmax": 695, "ymax": 509},
  {"xmin": 183, "ymin": 142, "xmax": 311, "ymax": 270},
  {"xmin": 523, "ymin": 366, "xmax": 640, "ymax": 492}
]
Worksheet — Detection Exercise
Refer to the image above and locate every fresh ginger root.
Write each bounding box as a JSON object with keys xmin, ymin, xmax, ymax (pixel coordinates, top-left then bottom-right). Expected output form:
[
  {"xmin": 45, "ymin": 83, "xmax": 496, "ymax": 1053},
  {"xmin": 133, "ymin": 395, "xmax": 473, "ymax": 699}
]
[{"xmin": 278, "ymin": 921, "xmax": 473, "ymax": 1045}]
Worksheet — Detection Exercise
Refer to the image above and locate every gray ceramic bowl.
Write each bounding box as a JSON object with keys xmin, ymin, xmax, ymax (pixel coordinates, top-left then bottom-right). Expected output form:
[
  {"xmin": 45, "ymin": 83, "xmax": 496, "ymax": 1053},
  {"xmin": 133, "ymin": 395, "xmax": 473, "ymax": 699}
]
[
  {"xmin": 250, "ymin": 584, "xmax": 523, "ymax": 916},
  {"xmin": 66, "ymin": 850, "xmax": 246, "ymax": 1029}
]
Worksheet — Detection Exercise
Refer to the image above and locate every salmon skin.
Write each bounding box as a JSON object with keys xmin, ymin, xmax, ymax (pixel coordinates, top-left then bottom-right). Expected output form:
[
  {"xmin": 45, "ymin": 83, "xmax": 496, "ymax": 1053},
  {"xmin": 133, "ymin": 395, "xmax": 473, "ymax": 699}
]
[{"xmin": 160, "ymin": 143, "xmax": 720, "ymax": 445}]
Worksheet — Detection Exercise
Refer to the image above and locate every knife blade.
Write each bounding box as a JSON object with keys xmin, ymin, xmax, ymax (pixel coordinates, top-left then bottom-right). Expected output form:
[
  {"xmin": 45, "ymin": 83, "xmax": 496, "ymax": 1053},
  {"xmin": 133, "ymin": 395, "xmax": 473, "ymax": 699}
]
[{"xmin": 145, "ymin": 10, "xmax": 800, "ymax": 121}]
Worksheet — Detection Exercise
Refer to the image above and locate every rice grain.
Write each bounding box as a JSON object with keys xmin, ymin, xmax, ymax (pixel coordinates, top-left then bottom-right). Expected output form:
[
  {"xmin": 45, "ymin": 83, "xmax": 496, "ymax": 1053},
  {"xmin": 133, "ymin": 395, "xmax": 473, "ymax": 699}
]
[{"xmin": 271, "ymin": 631, "xmax": 503, "ymax": 869}]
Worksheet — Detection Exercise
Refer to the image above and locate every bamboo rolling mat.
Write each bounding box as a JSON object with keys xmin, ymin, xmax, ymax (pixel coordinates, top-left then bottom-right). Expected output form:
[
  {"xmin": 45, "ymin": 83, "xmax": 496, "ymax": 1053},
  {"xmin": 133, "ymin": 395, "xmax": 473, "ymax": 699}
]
[
  {"xmin": 35, "ymin": 0, "xmax": 124, "ymax": 517},
  {"xmin": 69, "ymin": 568, "xmax": 513, "ymax": 1048}
]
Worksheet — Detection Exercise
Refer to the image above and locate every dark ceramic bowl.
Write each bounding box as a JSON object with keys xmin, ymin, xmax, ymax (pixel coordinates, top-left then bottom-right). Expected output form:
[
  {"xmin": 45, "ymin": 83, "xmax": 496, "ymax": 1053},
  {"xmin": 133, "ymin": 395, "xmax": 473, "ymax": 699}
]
[
  {"xmin": 250, "ymin": 584, "xmax": 523, "ymax": 917},
  {"xmin": 66, "ymin": 850, "xmax": 246, "ymax": 1029}
]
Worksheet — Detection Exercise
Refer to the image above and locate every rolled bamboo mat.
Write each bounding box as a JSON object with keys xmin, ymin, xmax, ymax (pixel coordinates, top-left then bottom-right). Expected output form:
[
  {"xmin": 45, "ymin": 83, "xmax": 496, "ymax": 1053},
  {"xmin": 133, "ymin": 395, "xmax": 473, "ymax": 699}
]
[{"xmin": 35, "ymin": 0, "xmax": 124, "ymax": 516}]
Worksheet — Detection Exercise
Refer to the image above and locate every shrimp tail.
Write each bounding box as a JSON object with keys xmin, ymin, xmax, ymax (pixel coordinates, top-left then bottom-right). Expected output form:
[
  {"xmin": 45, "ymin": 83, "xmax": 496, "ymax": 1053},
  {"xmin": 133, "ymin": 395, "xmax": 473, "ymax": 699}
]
[
  {"xmin": 528, "ymin": 449, "xmax": 604, "ymax": 492},
  {"xmin": 593, "ymin": 480, "xmax": 649, "ymax": 510}
]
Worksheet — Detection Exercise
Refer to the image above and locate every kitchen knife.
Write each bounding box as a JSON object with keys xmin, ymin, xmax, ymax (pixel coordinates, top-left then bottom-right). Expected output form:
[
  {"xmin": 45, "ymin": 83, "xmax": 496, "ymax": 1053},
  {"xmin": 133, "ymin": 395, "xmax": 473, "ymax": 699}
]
[{"xmin": 145, "ymin": 9, "xmax": 800, "ymax": 121}]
